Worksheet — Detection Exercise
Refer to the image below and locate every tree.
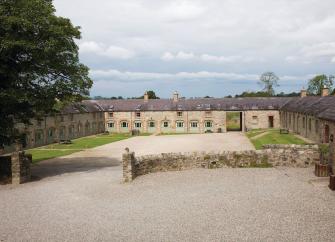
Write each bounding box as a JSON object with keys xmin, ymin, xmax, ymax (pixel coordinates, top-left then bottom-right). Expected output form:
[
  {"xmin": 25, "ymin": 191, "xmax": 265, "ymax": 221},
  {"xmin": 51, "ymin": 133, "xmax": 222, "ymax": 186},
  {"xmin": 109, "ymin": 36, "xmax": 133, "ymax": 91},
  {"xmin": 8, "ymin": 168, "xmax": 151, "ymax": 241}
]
[
  {"xmin": 307, "ymin": 75, "xmax": 334, "ymax": 95},
  {"xmin": 258, "ymin": 72, "xmax": 279, "ymax": 96},
  {"xmin": 0, "ymin": 0, "xmax": 92, "ymax": 147},
  {"xmin": 137, "ymin": 90, "xmax": 160, "ymax": 99}
]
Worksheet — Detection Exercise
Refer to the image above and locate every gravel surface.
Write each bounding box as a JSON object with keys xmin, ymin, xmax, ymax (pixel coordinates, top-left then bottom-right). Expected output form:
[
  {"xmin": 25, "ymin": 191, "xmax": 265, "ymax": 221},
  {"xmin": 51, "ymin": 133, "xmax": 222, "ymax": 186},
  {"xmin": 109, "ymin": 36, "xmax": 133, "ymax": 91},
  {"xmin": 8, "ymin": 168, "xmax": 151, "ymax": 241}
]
[
  {"xmin": 1, "ymin": 167, "xmax": 335, "ymax": 242},
  {"xmin": 30, "ymin": 133, "xmax": 254, "ymax": 180}
]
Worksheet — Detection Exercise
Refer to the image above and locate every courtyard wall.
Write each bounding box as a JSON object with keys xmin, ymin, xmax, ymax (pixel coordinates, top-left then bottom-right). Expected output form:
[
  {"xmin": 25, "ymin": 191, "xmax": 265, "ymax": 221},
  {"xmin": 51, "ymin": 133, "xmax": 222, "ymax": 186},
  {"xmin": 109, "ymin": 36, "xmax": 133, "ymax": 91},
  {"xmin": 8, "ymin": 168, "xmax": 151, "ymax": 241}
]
[{"xmin": 123, "ymin": 145, "xmax": 320, "ymax": 182}]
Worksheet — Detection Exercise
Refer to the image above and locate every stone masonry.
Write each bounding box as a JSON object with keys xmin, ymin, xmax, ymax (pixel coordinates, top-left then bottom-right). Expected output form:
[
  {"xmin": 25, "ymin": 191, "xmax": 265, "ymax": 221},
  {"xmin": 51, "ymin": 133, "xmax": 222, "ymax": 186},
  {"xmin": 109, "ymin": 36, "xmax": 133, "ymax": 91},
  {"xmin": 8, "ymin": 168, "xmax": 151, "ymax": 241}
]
[
  {"xmin": 0, "ymin": 152, "xmax": 32, "ymax": 185},
  {"xmin": 122, "ymin": 145, "xmax": 320, "ymax": 182}
]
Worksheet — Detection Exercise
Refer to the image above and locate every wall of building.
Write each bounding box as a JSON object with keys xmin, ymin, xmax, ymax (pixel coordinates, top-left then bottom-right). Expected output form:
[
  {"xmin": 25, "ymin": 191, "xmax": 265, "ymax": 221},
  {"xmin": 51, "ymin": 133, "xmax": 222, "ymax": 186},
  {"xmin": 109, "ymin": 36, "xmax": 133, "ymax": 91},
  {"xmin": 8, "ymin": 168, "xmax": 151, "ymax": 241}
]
[
  {"xmin": 279, "ymin": 111, "xmax": 333, "ymax": 143},
  {"xmin": 106, "ymin": 110, "xmax": 280, "ymax": 134},
  {"xmin": 122, "ymin": 144, "xmax": 320, "ymax": 182},
  {"xmin": 244, "ymin": 110, "xmax": 280, "ymax": 130},
  {"xmin": 5, "ymin": 111, "xmax": 105, "ymax": 152}
]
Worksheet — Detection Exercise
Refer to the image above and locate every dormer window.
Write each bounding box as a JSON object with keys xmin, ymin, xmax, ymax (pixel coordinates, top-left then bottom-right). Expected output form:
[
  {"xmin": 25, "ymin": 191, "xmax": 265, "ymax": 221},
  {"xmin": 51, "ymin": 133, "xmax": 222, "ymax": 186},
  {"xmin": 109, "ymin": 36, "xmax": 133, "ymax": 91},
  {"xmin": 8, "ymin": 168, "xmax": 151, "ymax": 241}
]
[
  {"xmin": 136, "ymin": 112, "xmax": 141, "ymax": 118},
  {"xmin": 177, "ymin": 111, "xmax": 183, "ymax": 117},
  {"xmin": 109, "ymin": 112, "xmax": 114, "ymax": 118}
]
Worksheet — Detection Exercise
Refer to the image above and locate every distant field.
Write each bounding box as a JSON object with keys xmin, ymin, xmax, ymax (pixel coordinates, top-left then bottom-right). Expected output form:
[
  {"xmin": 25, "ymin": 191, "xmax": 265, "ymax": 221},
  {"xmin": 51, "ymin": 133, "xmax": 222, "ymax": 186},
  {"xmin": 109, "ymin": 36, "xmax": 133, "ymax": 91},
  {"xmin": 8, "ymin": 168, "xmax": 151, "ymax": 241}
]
[
  {"xmin": 247, "ymin": 129, "xmax": 306, "ymax": 149},
  {"xmin": 27, "ymin": 133, "xmax": 131, "ymax": 163},
  {"xmin": 226, "ymin": 112, "xmax": 241, "ymax": 131}
]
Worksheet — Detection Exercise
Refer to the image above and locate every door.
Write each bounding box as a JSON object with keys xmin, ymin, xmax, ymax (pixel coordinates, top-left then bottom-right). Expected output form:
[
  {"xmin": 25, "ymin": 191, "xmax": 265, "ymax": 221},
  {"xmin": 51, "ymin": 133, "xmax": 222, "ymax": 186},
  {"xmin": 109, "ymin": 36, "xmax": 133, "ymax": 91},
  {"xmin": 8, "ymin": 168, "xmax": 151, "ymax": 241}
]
[{"xmin": 268, "ymin": 116, "xmax": 274, "ymax": 128}]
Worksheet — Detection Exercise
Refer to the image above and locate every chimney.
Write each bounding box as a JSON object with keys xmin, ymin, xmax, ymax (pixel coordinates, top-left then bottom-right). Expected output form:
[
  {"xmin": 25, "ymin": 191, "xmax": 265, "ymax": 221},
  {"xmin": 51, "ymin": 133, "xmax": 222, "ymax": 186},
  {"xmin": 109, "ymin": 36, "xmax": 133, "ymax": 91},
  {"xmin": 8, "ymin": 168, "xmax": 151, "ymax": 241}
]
[
  {"xmin": 300, "ymin": 88, "xmax": 307, "ymax": 98},
  {"xmin": 321, "ymin": 85, "xmax": 329, "ymax": 97},
  {"xmin": 144, "ymin": 91, "xmax": 149, "ymax": 102},
  {"xmin": 173, "ymin": 91, "xmax": 179, "ymax": 102}
]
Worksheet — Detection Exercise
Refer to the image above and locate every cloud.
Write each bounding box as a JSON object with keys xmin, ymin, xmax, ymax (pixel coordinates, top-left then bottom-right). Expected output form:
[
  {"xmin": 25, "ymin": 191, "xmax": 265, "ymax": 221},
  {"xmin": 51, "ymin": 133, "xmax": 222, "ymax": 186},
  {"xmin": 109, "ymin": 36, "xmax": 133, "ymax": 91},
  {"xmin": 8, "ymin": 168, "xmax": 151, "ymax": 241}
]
[
  {"xmin": 332, "ymin": 57, "xmax": 335, "ymax": 63},
  {"xmin": 78, "ymin": 41, "xmax": 135, "ymax": 59},
  {"xmin": 301, "ymin": 42, "xmax": 335, "ymax": 58},
  {"xmin": 161, "ymin": 52, "xmax": 263, "ymax": 63},
  {"xmin": 90, "ymin": 69, "xmax": 314, "ymax": 83}
]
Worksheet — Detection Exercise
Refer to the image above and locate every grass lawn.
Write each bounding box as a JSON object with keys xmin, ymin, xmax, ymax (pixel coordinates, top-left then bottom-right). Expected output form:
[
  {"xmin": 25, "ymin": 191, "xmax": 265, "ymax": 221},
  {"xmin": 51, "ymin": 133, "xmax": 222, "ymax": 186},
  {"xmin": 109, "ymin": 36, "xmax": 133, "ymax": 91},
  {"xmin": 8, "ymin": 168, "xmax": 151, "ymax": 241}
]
[
  {"xmin": 246, "ymin": 129, "xmax": 273, "ymax": 139},
  {"xmin": 247, "ymin": 129, "xmax": 307, "ymax": 150},
  {"xmin": 26, "ymin": 133, "xmax": 131, "ymax": 163}
]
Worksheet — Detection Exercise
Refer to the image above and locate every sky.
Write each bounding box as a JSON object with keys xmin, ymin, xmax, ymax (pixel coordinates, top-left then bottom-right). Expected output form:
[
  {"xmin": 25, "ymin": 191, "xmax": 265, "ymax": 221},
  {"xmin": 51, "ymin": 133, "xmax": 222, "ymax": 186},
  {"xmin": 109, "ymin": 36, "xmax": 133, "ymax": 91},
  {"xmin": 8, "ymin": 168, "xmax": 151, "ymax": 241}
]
[{"xmin": 53, "ymin": 0, "xmax": 335, "ymax": 98}]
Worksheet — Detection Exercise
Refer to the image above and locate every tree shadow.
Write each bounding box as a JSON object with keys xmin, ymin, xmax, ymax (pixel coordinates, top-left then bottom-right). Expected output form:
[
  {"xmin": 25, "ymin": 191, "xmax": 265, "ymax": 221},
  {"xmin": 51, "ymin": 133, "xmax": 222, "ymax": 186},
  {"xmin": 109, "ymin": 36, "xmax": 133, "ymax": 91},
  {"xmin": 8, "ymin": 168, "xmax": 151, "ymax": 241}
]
[{"xmin": 31, "ymin": 156, "xmax": 121, "ymax": 181}]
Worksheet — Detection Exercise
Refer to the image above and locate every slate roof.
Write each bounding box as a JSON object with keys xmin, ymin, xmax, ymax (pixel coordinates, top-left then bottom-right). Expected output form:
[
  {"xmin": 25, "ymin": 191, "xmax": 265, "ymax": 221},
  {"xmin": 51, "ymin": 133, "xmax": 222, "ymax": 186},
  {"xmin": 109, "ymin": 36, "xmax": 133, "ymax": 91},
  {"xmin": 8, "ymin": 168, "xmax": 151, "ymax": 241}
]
[
  {"xmin": 83, "ymin": 97, "xmax": 292, "ymax": 112},
  {"xmin": 280, "ymin": 96, "xmax": 335, "ymax": 121},
  {"xmin": 60, "ymin": 96, "xmax": 335, "ymax": 122}
]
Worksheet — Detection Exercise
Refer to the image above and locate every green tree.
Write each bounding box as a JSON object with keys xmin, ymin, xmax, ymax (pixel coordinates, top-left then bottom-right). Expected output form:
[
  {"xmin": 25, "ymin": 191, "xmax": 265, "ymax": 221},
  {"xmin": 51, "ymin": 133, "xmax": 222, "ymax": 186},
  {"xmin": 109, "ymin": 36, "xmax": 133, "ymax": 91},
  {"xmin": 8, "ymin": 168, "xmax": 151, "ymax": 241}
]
[
  {"xmin": 258, "ymin": 72, "xmax": 279, "ymax": 96},
  {"xmin": 0, "ymin": 0, "xmax": 92, "ymax": 147},
  {"xmin": 137, "ymin": 90, "xmax": 160, "ymax": 99},
  {"xmin": 307, "ymin": 74, "xmax": 334, "ymax": 95}
]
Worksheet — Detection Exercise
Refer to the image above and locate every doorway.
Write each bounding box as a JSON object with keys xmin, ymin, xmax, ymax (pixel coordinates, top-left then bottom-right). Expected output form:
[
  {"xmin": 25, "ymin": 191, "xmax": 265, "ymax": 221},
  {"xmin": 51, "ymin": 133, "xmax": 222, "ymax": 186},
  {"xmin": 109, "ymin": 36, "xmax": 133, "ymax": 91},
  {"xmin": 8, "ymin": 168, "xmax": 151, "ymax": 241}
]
[
  {"xmin": 227, "ymin": 112, "xmax": 242, "ymax": 131},
  {"xmin": 268, "ymin": 116, "xmax": 274, "ymax": 128},
  {"xmin": 324, "ymin": 125, "xmax": 330, "ymax": 143}
]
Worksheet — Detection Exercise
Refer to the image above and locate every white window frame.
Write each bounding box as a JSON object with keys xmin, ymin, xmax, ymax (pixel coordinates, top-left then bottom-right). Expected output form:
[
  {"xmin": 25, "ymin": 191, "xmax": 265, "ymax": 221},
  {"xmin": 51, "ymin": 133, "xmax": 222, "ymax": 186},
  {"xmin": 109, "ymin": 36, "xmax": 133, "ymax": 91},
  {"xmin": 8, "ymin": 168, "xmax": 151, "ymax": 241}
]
[
  {"xmin": 108, "ymin": 122, "xmax": 114, "ymax": 128},
  {"xmin": 134, "ymin": 122, "xmax": 142, "ymax": 128},
  {"xmin": 190, "ymin": 121, "xmax": 198, "ymax": 128},
  {"xmin": 205, "ymin": 121, "xmax": 213, "ymax": 128},
  {"xmin": 163, "ymin": 121, "xmax": 169, "ymax": 128},
  {"xmin": 176, "ymin": 121, "xmax": 184, "ymax": 128},
  {"xmin": 149, "ymin": 121, "xmax": 155, "ymax": 128},
  {"xmin": 121, "ymin": 122, "xmax": 128, "ymax": 128}
]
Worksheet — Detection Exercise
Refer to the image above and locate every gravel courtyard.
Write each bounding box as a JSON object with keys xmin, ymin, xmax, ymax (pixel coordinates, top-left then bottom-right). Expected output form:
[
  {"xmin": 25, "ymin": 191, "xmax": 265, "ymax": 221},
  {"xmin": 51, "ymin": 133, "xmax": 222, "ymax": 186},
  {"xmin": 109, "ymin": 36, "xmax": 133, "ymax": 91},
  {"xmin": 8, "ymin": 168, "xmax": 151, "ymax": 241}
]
[
  {"xmin": 1, "ymin": 133, "xmax": 335, "ymax": 241},
  {"xmin": 30, "ymin": 133, "xmax": 254, "ymax": 179},
  {"xmin": 1, "ymin": 167, "xmax": 335, "ymax": 241}
]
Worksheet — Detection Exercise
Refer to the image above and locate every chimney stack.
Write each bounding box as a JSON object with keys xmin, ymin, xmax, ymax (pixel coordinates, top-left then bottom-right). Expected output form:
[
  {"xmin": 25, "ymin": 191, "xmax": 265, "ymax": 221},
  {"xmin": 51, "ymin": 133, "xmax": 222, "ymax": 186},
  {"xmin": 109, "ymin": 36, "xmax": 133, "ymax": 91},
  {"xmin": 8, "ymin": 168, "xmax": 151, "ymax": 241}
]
[
  {"xmin": 173, "ymin": 91, "xmax": 179, "ymax": 102},
  {"xmin": 300, "ymin": 88, "xmax": 307, "ymax": 98},
  {"xmin": 144, "ymin": 91, "xmax": 149, "ymax": 101},
  {"xmin": 321, "ymin": 85, "xmax": 329, "ymax": 97}
]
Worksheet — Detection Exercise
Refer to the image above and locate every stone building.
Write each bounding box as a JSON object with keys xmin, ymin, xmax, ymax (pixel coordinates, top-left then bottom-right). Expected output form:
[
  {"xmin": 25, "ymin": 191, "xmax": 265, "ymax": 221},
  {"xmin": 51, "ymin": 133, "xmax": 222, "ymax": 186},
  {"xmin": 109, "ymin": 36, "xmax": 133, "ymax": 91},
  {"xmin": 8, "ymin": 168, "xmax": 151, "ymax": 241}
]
[
  {"xmin": 6, "ymin": 102, "xmax": 105, "ymax": 152},
  {"xmin": 96, "ymin": 92, "xmax": 287, "ymax": 134}
]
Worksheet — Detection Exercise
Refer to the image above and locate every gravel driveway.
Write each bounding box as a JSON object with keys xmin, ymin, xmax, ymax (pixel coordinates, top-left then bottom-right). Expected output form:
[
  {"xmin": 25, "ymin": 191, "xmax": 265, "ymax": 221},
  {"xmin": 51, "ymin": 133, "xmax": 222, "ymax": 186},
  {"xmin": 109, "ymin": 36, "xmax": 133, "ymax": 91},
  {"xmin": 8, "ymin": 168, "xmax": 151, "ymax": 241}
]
[
  {"xmin": 0, "ymin": 167, "xmax": 334, "ymax": 241},
  {"xmin": 1, "ymin": 133, "xmax": 335, "ymax": 241},
  {"xmin": 30, "ymin": 132, "xmax": 254, "ymax": 180}
]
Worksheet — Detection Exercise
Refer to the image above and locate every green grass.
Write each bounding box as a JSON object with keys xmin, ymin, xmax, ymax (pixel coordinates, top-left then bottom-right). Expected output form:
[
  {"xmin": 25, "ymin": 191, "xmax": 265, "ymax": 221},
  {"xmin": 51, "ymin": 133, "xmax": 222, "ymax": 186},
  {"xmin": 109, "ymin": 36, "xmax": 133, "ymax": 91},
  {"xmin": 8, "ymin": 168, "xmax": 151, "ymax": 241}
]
[
  {"xmin": 26, "ymin": 133, "xmax": 131, "ymax": 163},
  {"xmin": 247, "ymin": 129, "xmax": 306, "ymax": 150},
  {"xmin": 246, "ymin": 129, "xmax": 273, "ymax": 138},
  {"xmin": 28, "ymin": 149, "xmax": 83, "ymax": 163}
]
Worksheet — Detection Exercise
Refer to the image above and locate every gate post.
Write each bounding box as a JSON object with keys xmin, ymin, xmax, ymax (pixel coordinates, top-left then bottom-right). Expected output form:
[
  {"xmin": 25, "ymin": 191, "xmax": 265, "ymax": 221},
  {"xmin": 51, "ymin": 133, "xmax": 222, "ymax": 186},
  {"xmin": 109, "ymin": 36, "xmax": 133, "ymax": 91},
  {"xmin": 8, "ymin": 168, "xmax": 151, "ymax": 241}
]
[{"xmin": 122, "ymin": 148, "xmax": 135, "ymax": 182}]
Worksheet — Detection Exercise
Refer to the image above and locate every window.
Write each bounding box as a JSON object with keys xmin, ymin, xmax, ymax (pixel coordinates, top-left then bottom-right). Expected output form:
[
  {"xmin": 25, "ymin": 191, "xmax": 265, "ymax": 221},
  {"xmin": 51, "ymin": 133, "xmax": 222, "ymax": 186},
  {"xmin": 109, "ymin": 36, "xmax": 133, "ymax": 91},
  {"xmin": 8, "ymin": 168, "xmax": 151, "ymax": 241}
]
[
  {"xmin": 308, "ymin": 119, "xmax": 312, "ymax": 131},
  {"xmin": 121, "ymin": 122, "xmax": 128, "ymax": 128},
  {"xmin": 48, "ymin": 129, "xmax": 53, "ymax": 137},
  {"xmin": 149, "ymin": 122, "xmax": 155, "ymax": 128},
  {"xmin": 136, "ymin": 112, "xmax": 141, "ymax": 118},
  {"xmin": 109, "ymin": 112, "xmax": 114, "ymax": 118},
  {"xmin": 190, "ymin": 121, "xmax": 198, "ymax": 128},
  {"xmin": 177, "ymin": 111, "xmax": 183, "ymax": 117},
  {"xmin": 315, "ymin": 120, "xmax": 319, "ymax": 133},
  {"xmin": 108, "ymin": 122, "xmax": 114, "ymax": 128},
  {"xmin": 302, "ymin": 117, "xmax": 306, "ymax": 128},
  {"xmin": 176, "ymin": 121, "xmax": 184, "ymax": 128},
  {"xmin": 205, "ymin": 121, "xmax": 213, "ymax": 128},
  {"xmin": 163, "ymin": 121, "xmax": 169, "ymax": 128},
  {"xmin": 134, "ymin": 122, "xmax": 142, "ymax": 128}
]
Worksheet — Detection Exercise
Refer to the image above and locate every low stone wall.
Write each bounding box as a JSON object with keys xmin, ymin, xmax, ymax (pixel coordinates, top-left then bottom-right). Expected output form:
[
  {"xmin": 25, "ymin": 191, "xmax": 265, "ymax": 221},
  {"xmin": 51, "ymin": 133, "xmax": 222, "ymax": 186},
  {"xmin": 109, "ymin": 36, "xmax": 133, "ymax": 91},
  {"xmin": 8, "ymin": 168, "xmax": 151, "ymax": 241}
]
[
  {"xmin": 122, "ymin": 145, "xmax": 320, "ymax": 182},
  {"xmin": 0, "ymin": 152, "xmax": 32, "ymax": 185}
]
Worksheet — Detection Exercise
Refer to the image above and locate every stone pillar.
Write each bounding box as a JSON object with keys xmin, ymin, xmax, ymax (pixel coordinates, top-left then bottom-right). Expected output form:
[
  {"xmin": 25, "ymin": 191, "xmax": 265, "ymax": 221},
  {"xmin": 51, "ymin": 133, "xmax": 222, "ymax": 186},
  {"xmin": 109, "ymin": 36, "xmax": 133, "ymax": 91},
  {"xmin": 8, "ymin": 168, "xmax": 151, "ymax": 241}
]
[
  {"xmin": 122, "ymin": 148, "xmax": 135, "ymax": 182},
  {"xmin": 11, "ymin": 142, "xmax": 31, "ymax": 185}
]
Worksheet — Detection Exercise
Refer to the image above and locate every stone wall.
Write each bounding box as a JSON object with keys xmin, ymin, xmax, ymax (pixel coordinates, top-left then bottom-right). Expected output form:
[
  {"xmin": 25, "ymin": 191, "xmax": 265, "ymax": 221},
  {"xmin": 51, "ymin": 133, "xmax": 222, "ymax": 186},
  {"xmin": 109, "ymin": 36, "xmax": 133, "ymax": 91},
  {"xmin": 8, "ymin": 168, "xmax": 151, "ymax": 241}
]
[
  {"xmin": 122, "ymin": 145, "xmax": 320, "ymax": 182},
  {"xmin": 0, "ymin": 152, "xmax": 32, "ymax": 185}
]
